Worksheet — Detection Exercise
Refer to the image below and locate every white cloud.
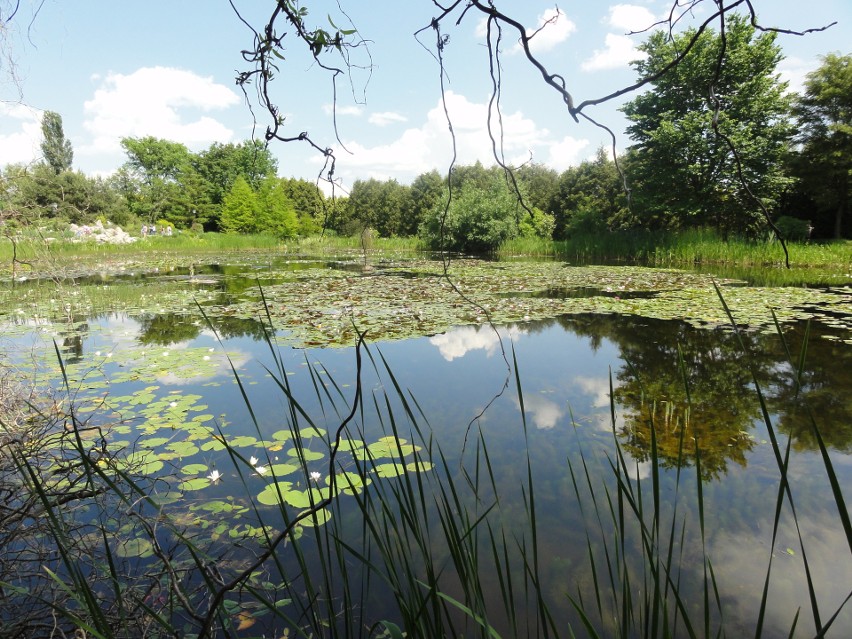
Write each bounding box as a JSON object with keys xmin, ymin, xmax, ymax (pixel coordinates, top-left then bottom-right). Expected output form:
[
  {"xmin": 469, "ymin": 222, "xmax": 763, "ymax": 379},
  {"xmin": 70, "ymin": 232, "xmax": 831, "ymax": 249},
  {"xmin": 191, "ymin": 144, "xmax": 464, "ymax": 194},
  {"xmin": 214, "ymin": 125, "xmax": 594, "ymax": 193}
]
[
  {"xmin": 546, "ymin": 135, "xmax": 590, "ymax": 172},
  {"xmin": 323, "ymin": 91, "xmax": 586, "ymax": 184},
  {"xmin": 582, "ymin": 33, "xmax": 647, "ymax": 71},
  {"xmin": 369, "ymin": 111, "xmax": 408, "ymax": 126},
  {"xmin": 778, "ymin": 56, "xmax": 815, "ymax": 95},
  {"xmin": 516, "ymin": 394, "xmax": 564, "ymax": 430},
  {"xmin": 429, "ymin": 325, "xmax": 525, "ymax": 362},
  {"xmin": 80, "ymin": 66, "xmax": 239, "ymax": 157},
  {"xmin": 474, "ymin": 16, "xmax": 489, "ymax": 39},
  {"xmin": 0, "ymin": 103, "xmax": 43, "ymax": 166},
  {"xmin": 607, "ymin": 4, "xmax": 657, "ymax": 32},
  {"xmin": 511, "ymin": 8, "xmax": 576, "ymax": 55},
  {"xmin": 323, "ymin": 104, "xmax": 363, "ymax": 116}
]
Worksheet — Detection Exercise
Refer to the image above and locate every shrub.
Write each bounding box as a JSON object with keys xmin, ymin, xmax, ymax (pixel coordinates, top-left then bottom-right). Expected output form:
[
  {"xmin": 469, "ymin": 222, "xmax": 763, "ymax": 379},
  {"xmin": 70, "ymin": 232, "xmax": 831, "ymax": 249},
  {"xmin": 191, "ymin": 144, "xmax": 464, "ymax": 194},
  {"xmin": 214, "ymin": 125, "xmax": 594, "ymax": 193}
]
[{"xmin": 774, "ymin": 215, "xmax": 813, "ymax": 241}]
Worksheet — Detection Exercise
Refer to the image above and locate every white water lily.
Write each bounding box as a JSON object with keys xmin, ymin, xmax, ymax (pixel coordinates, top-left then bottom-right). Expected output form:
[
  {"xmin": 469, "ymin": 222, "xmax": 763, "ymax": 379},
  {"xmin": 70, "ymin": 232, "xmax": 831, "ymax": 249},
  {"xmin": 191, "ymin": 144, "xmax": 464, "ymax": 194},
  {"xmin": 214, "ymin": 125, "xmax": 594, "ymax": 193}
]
[
  {"xmin": 255, "ymin": 465, "xmax": 268, "ymax": 475},
  {"xmin": 310, "ymin": 471, "xmax": 322, "ymax": 483},
  {"xmin": 250, "ymin": 456, "xmax": 259, "ymax": 466},
  {"xmin": 169, "ymin": 401, "xmax": 178, "ymax": 408},
  {"xmin": 207, "ymin": 470, "xmax": 222, "ymax": 483}
]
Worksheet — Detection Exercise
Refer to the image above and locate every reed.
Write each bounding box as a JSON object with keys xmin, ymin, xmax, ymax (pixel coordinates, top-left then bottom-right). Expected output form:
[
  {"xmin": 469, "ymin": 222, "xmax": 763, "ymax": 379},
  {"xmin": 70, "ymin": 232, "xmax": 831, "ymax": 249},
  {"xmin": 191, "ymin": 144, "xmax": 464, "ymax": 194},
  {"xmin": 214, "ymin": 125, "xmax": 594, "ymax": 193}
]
[{"xmin": 499, "ymin": 229, "xmax": 852, "ymax": 269}]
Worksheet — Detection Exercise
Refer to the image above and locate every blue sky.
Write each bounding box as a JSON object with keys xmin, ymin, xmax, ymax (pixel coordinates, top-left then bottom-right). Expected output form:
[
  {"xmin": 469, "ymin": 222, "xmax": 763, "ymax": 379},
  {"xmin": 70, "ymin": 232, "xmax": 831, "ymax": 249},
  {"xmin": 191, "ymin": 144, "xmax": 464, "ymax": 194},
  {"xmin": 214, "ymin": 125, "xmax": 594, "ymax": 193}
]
[{"xmin": 1, "ymin": 0, "xmax": 849, "ymax": 190}]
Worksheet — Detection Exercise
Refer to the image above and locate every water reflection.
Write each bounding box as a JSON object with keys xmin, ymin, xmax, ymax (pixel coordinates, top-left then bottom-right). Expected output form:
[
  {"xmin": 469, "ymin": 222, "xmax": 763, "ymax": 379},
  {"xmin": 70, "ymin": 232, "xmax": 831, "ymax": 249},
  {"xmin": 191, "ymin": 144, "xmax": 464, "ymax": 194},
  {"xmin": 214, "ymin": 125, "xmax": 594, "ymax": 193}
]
[
  {"xmin": 428, "ymin": 324, "xmax": 525, "ymax": 361},
  {"xmin": 4, "ymin": 298, "xmax": 850, "ymax": 636},
  {"xmin": 431, "ymin": 314, "xmax": 852, "ymax": 477},
  {"xmin": 136, "ymin": 312, "xmax": 268, "ymax": 345}
]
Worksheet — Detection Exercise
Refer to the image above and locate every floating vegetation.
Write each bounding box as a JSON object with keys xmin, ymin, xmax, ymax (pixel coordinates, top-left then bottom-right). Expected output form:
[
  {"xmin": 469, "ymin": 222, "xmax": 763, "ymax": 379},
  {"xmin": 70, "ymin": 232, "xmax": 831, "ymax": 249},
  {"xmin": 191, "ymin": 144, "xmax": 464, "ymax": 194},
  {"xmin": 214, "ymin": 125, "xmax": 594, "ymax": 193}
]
[{"xmin": 3, "ymin": 257, "xmax": 850, "ymax": 350}]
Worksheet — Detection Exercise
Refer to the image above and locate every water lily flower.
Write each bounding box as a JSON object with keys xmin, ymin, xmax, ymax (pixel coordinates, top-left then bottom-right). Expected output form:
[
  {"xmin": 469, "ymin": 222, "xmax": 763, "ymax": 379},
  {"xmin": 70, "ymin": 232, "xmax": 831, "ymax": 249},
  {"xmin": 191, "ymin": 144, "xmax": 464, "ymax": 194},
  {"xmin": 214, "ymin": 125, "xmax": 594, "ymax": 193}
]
[
  {"xmin": 310, "ymin": 471, "xmax": 322, "ymax": 483},
  {"xmin": 207, "ymin": 470, "xmax": 222, "ymax": 483},
  {"xmin": 169, "ymin": 401, "xmax": 178, "ymax": 408},
  {"xmin": 250, "ymin": 456, "xmax": 259, "ymax": 466},
  {"xmin": 255, "ymin": 465, "xmax": 268, "ymax": 475}
]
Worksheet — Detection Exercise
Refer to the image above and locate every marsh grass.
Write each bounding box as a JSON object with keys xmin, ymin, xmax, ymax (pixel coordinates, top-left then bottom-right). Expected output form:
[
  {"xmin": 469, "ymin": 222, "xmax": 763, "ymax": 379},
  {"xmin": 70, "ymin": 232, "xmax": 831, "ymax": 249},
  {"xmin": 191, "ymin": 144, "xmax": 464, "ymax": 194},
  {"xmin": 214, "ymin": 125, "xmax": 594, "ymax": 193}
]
[
  {"xmin": 2, "ymin": 290, "xmax": 851, "ymax": 637},
  {"xmin": 500, "ymin": 229, "xmax": 852, "ymax": 269}
]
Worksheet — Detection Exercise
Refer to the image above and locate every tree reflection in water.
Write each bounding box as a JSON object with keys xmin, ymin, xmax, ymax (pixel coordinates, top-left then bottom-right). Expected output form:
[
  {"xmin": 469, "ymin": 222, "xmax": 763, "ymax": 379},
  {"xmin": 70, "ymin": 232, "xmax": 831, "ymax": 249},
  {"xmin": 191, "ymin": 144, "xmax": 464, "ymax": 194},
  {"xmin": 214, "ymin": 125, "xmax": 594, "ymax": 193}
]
[{"xmin": 555, "ymin": 314, "xmax": 852, "ymax": 479}]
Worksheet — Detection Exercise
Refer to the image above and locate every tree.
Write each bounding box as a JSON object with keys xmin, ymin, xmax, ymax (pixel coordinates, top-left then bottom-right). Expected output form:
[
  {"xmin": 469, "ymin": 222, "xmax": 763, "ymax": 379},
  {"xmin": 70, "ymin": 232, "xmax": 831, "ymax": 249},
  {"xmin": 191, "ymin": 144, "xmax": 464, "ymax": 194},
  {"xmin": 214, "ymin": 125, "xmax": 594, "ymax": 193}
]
[
  {"xmin": 118, "ymin": 137, "xmax": 215, "ymax": 227},
  {"xmin": 552, "ymin": 147, "xmax": 630, "ymax": 238},
  {"xmin": 622, "ymin": 14, "xmax": 791, "ymax": 237},
  {"xmin": 279, "ymin": 177, "xmax": 325, "ymax": 232},
  {"xmin": 790, "ymin": 53, "xmax": 852, "ymax": 239},
  {"xmin": 420, "ymin": 171, "xmax": 523, "ymax": 252},
  {"xmin": 40, "ymin": 111, "xmax": 73, "ymax": 174},
  {"xmin": 219, "ymin": 175, "xmax": 259, "ymax": 234},
  {"xmin": 193, "ymin": 140, "xmax": 278, "ymax": 229},
  {"xmin": 120, "ymin": 137, "xmax": 192, "ymax": 183},
  {"xmin": 407, "ymin": 170, "xmax": 445, "ymax": 236},
  {"xmin": 257, "ymin": 176, "xmax": 298, "ymax": 238},
  {"xmin": 347, "ymin": 178, "xmax": 410, "ymax": 237},
  {"xmin": 6, "ymin": 162, "xmax": 126, "ymax": 224}
]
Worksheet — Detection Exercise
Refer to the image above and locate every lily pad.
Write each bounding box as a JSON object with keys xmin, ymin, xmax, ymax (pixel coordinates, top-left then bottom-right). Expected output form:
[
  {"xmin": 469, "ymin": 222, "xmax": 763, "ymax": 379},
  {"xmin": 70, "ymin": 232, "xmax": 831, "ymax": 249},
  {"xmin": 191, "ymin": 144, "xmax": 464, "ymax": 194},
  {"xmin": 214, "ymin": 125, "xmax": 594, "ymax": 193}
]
[
  {"xmin": 115, "ymin": 537, "xmax": 154, "ymax": 558},
  {"xmin": 181, "ymin": 463, "xmax": 209, "ymax": 475},
  {"xmin": 256, "ymin": 481, "xmax": 295, "ymax": 506},
  {"xmin": 373, "ymin": 463, "xmax": 407, "ymax": 478},
  {"xmin": 180, "ymin": 477, "xmax": 212, "ymax": 491}
]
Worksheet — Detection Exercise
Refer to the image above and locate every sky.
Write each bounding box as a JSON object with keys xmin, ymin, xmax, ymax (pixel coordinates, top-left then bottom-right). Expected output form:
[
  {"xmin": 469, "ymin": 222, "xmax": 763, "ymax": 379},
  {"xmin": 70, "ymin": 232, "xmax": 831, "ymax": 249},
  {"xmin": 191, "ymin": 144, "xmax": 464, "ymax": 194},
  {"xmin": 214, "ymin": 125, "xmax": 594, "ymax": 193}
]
[{"xmin": 1, "ymin": 0, "xmax": 849, "ymax": 191}]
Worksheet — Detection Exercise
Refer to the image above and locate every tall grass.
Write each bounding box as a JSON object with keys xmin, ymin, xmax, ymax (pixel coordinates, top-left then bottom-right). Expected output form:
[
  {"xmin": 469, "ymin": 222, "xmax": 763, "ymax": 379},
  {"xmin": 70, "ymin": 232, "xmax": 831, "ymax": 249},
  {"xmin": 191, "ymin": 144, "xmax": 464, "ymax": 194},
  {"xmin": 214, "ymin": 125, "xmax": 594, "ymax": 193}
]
[
  {"xmin": 2, "ymin": 293, "xmax": 851, "ymax": 637},
  {"xmin": 500, "ymin": 229, "xmax": 852, "ymax": 268}
]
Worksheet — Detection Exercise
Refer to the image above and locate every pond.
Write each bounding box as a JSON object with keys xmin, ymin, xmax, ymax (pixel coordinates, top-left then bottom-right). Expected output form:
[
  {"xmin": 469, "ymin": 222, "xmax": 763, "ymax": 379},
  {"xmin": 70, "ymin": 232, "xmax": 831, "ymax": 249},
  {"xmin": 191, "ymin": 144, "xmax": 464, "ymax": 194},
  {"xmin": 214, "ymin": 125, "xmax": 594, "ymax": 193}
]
[{"xmin": 1, "ymin": 251, "xmax": 851, "ymax": 638}]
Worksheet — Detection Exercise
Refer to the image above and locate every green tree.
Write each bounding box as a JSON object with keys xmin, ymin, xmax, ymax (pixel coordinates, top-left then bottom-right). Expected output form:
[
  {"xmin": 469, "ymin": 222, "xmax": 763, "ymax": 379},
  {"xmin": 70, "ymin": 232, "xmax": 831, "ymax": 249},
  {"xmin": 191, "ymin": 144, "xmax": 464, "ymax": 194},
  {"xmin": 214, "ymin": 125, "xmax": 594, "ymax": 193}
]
[
  {"xmin": 7, "ymin": 163, "xmax": 126, "ymax": 224},
  {"xmin": 515, "ymin": 163, "xmax": 559, "ymax": 218},
  {"xmin": 118, "ymin": 137, "xmax": 216, "ymax": 228},
  {"xmin": 40, "ymin": 111, "xmax": 73, "ymax": 174},
  {"xmin": 257, "ymin": 176, "xmax": 298, "ymax": 238},
  {"xmin": 407, "ymin": 170, "xmax": 445, "ymax": 236},
  {"xmin": 219, "ymin": 175, "xmax": 259, "ymax": 234},
  {"xmin": 347, "ymin": 178, "xmax": 410, "ymax": 237},
  {"xmin": 622, "ymin": 15, "xmax": 791, "ymax": 237},
  {"xmin": 193, "ymin": 140, "xmax": 278, "ymax": 229},
  {"xmin": 280, "ymin": 177, "xmax": 325, "ymax": 231},
  {"xmin": 121, "ymin": 137, "xmax": 192, "ymax": 182},
  {"xmin": 420, "ymin": 171, "xmax": 522, "ymax": 252},
  {"xmin": 790, "ymin": 53, "xmax": 852, "ymax": 239},
  {"xmin": 552, "ymin": 147, "xmax": 630, "ymax": 238}
]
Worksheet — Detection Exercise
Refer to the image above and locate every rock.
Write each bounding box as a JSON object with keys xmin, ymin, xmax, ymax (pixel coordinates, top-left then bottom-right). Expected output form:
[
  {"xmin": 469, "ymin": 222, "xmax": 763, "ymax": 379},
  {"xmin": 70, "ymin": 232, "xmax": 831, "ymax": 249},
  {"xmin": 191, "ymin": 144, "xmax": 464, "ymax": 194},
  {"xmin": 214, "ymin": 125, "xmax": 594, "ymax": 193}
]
[{"xmin": 68, "ymin": 221, "xmax": 138, "ymax": 244}]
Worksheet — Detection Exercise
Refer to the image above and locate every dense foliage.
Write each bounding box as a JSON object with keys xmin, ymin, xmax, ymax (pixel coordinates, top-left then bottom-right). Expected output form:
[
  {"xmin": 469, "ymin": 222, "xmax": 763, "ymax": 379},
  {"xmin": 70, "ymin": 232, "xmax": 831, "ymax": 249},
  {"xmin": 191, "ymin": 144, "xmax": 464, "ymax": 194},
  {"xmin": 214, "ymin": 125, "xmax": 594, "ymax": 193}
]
[
  {"xmin": 622, "ymin": 15, "xmax": 791, "ymax": 238},
  {"xmin": 790, "ymin": 53, "xmax": 852, "ymax": 239},
  {"xmin": 1, "ymin": 23, "xmax": 849, "ymax": 245}
]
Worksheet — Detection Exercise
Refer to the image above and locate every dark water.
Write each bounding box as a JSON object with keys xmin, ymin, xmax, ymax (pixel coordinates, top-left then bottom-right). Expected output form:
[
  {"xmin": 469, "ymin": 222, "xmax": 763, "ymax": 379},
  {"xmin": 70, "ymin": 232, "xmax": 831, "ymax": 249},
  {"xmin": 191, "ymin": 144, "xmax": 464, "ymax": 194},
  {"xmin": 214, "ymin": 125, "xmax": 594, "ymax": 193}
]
[{"xmin": 2, "ymin": 261, "xmax": 851, "ymax": 637}]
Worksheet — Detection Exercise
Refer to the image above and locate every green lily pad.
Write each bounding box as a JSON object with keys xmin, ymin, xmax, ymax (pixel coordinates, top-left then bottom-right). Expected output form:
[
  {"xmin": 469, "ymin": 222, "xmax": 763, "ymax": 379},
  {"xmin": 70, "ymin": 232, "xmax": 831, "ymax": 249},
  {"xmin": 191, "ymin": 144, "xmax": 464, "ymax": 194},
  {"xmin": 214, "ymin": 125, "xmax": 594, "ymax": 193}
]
[
  {"xmin": 115, "ymin": 537, "xmax": 154, "ymax": 558},
  {"xmin": 284, "ymin": 487, "xmax": 331, "ymax": 509},
  {"xmin": 180, "ymin": 477, "xmax": 212, "ymax": 491},
  {"xmin": 181, "ymin": 463, "xmax": 209, "ymax": 475},
  {"xmin": 286, "ymin": 448, "xmax": 325, "ymax": 462},
  {"xmin": 256, "ymin": 481, "xmax": 295, "ymax": 506},
  {"xmin": 373, "ymin": 463, "xmax": 407, "ymax": 478},
  {"xmin": 299, "ymin": 507, "xmax": 331, "ymax": 527}
]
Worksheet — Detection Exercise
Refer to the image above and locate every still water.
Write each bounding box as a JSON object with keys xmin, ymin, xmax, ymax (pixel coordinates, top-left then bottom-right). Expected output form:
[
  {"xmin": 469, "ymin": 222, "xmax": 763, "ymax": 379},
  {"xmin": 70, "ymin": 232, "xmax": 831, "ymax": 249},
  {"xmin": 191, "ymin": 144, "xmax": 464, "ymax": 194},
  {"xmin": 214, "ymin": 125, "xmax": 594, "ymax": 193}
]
[{"xmin": 2, "ymin": 257, "xmax": 851, "ymax": 637}]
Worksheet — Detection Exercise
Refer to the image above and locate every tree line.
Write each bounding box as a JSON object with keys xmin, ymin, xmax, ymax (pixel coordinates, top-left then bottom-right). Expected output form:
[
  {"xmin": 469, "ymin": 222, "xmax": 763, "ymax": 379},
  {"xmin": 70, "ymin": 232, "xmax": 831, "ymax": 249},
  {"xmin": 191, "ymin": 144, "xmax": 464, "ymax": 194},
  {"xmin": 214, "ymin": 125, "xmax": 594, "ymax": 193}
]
[{"xmin": 1, "ymin": 16, "xmax": 849, "ymax": 247}]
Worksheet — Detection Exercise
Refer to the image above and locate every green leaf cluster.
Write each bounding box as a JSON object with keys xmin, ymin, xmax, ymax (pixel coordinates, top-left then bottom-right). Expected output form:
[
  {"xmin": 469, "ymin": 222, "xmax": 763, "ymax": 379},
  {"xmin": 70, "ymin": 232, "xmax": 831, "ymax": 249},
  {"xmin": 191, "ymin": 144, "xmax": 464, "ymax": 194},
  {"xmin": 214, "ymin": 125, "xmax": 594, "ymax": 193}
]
[{"xmin": 622, "ymin": 14, "xmax": 792, "ymax": 237}]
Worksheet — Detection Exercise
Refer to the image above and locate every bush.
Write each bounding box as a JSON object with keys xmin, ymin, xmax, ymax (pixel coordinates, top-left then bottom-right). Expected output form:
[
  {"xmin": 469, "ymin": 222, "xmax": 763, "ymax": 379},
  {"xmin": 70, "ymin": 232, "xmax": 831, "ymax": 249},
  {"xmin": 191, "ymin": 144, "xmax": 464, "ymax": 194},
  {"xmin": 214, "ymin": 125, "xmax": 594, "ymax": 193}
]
[
  {"xmin": 774, "ymin": 215, "xmax": 813, "ymax": 241},
  {"xmin": 420, "ymin": 174, "xmax": 524, "ymax": 252}
]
